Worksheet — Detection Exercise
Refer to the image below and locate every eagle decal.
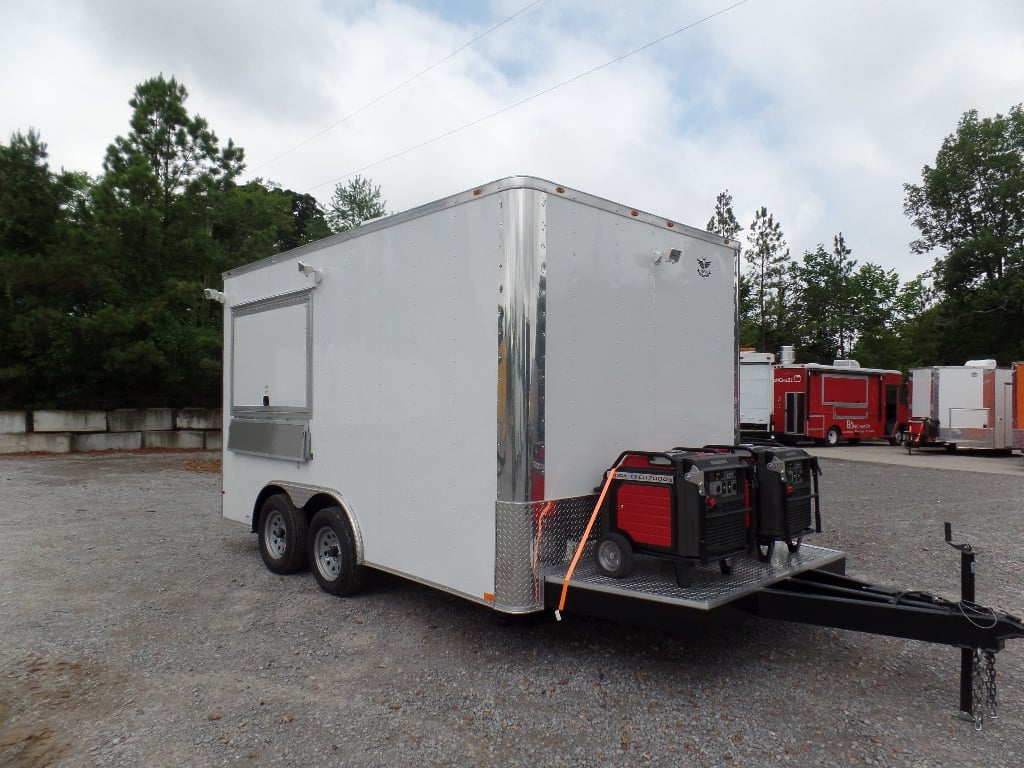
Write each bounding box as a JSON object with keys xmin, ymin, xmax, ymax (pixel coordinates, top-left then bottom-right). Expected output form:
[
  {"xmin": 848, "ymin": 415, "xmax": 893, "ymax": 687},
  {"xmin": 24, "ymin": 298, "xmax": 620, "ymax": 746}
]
[{"xmin": 696, "ymin": 256, "xmax": 712, "ymax": 278}]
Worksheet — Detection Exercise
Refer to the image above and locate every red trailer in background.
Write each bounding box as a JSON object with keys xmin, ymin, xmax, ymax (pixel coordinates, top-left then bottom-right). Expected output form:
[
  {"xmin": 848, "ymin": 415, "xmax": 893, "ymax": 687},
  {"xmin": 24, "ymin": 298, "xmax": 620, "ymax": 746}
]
[{"xmin": 772, "ymin": 356, "xmax": 908, "ymax": 446}]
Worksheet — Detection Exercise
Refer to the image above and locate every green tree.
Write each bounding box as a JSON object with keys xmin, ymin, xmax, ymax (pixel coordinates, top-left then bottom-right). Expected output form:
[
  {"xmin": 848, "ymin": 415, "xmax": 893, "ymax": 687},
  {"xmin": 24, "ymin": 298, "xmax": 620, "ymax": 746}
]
[
  {"xmin": 86, "ymin": 75, "xmax": 248, "ymax": 406},
  {"xmin": 795, "ymin": 233, "xmax": 857, "ymax": 362},
  {"xmin": 0, "ymin": 78, "xmax": 339, "ymax": 410},
  {"xmin": 706, "ymin": 189, "xmax": 742, "ymax": 239},
  {"xmin": 0, "ymin": 129, "xmax": 107, "ymax": 408},
  {"xmin": 846, "ymin": 262, "xmax": 901, "ymax": 368},
  {"xmin": 327, "ymin": 174, "xmax": 386, "ymax": 233},
  {"xmin": 903, "ymin": 104, "xmax": 1024, "ymax": 363},
  {"xmin": 95, "ymin": 74, "xmax": 245, "ymax": 293},
  {"xmin": 744, "ymin": 206, "xmax": 793, "ymax": 352},
  {"xmin": 894, "ymin": 277, "xmax": 943, "ymax": 368},
  {"xmin": 274, "ymin": 188, "xmax": 332, "ymax": 251}
]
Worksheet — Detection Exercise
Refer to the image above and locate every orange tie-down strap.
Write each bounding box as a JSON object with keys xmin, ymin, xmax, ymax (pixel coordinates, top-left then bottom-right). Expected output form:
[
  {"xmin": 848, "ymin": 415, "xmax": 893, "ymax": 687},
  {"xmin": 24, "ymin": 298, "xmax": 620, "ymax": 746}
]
[{"xmin": 555, "ymin": 463, "xmax": 620, "ymax": 620}]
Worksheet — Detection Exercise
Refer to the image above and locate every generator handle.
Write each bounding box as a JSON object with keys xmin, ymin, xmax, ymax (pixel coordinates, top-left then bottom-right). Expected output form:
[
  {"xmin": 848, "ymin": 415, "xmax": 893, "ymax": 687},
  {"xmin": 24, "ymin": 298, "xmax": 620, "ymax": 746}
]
[
  {"xmin": 608, "ymin": 449, "xmax": 678, "ymax": 469},
  {"xmin": 697, "ymin": 443, "xmax": 756, "ymax": 459}
]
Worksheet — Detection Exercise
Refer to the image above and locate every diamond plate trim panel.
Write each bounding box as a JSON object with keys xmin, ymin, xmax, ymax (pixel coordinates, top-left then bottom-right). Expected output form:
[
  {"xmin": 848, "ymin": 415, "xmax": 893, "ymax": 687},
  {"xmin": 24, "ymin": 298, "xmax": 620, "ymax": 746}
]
[{"xmin": 494, "ymin": 495, "xmax": 599, "ymax": 612}]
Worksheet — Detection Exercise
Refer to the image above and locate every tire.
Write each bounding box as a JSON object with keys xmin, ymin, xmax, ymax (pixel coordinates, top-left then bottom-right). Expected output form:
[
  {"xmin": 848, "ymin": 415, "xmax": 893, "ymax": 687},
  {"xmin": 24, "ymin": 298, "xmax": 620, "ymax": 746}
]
[
  {"xmin": 945, "ymin": 443, "xmax": 958, "ymax": 453},
  {"xmin": 847, "ymin": 437, "xmax": 861, "ymax": 445},
  {"xmin": 258, "ymin": 494, "xmax": 308, "ymax": 574},
  {"xmin": 825, "ymin": 426, "xmax": 841, "ymax": 446},
  {"xmin": 308, "ymin": 506, "xmax": 366, "ymax": 596},
  {"xmin": 595, "ymin": 532, "xmax": 633, "ymax": 579}
]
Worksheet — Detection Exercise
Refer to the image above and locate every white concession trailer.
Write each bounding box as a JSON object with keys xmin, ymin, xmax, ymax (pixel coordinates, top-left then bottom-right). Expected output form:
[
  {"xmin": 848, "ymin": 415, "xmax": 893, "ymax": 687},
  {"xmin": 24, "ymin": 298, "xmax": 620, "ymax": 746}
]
[
  {"xmin": 216, "ymin": 176, "xmax": 842, "ymax": 615},
  {"xmin": 909, "ymin": 361, "xmax": 1013, "ymax": 451},
  {"xmin": 211, "ymin": 179, "xmax": 1024, "ymax": 724}
]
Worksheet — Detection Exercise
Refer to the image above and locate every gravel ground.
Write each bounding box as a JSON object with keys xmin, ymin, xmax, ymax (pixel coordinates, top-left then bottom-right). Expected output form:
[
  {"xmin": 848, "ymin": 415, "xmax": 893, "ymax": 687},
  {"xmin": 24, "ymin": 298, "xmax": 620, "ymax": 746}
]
[{"xmin": 1, "ymin": 450, "xmax": 1023, "ymax": 767}]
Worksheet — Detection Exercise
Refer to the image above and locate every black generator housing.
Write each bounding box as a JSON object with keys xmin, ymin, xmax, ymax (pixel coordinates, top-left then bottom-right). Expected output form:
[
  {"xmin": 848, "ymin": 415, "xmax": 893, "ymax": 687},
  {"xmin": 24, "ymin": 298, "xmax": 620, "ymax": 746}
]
[
  {"xmin": 742, "ymin": 444, "xmax": 822, "ymax": 560},
  {"xmin": 595, "ymin": 449, "xmax": 754, "ymax": 586}
]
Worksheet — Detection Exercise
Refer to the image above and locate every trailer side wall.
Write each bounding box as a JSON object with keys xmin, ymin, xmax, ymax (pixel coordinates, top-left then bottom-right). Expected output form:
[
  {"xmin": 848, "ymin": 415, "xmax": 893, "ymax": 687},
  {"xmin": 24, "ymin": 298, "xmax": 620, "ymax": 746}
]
[{"xmin": 223, "ymin": 194, "xmax": 500, "ymax": 601}]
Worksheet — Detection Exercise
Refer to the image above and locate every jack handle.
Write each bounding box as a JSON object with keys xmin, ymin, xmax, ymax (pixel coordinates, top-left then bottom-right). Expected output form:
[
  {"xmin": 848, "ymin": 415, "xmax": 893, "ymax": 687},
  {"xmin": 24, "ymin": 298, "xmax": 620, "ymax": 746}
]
[
  {"xmin": 944, "ymin": 522, "xmax": 985, "ymax": 724},
  {"xmin": 944, "ymin": 522, "xmax": 973, "ymax": 554}
]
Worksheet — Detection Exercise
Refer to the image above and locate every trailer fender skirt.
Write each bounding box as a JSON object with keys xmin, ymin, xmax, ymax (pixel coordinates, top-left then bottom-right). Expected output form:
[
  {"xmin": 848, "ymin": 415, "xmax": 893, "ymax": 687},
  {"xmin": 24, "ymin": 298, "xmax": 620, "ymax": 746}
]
[{"xmin": 745, "ymin": 568, "xmax": 1024, "ymax": 650}]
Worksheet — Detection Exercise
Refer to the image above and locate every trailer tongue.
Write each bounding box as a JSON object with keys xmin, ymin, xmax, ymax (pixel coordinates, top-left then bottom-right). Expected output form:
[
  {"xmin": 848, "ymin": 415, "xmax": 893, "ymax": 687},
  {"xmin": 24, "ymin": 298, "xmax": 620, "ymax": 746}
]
[{"xmin": 546, "ymin": 527, "xmax": 1023, "ymax": 729}]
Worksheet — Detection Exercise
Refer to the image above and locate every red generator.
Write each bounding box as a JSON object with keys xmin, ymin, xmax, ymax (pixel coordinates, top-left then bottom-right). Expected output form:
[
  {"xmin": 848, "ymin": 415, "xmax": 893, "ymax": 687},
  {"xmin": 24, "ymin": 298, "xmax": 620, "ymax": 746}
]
[{"xmin": 595, "ymin": 450, "xmax": 754, "ymax": 586}]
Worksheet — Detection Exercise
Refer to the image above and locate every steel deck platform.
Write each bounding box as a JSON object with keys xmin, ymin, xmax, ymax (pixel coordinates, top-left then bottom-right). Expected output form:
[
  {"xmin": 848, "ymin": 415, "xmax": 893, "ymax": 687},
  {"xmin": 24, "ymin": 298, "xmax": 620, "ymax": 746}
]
[{"xmin": 544, "ymin": 543, "xmax": 846, "ymax": 611}]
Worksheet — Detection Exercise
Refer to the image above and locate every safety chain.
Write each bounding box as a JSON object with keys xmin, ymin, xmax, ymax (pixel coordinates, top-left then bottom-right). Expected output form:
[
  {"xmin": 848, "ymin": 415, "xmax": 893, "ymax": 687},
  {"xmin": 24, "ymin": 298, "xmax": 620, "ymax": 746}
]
[{"xmin": 971, "ymin": 649, "xmax": 999, "ymax": 731}]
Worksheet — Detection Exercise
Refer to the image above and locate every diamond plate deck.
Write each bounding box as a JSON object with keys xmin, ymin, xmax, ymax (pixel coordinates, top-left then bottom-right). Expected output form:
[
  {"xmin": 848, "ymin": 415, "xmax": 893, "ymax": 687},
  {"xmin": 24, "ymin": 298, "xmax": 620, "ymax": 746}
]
[{"xmin": 544, "ymin": 543, "xmax": 845, "ymax": 611}]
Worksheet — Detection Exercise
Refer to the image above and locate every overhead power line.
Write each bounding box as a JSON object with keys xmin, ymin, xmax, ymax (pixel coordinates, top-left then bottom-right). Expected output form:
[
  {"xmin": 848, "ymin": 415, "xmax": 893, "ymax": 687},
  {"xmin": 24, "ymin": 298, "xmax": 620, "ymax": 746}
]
[
  {"xmin": 251, "ymin": 0, "xmax": 544, "ymax": 174},
  {"xmin": 306, "ymin": 0, "xmax": 751, "ymax": 194}
]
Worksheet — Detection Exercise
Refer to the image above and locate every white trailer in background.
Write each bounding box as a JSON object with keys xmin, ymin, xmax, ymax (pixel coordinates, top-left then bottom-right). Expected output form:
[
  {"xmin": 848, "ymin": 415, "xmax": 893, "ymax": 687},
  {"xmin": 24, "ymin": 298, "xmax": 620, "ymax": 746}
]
[
  {"xmin": 909, "ymin": 361, "xmax": 1013, "ymax": 451},
  {"xmin": 738, "ymin": 350, "xmax": 775, "ymax": 438},
  {"xmin": 216, "ymin": 176, "xmax": 755, "ymax": 613}
]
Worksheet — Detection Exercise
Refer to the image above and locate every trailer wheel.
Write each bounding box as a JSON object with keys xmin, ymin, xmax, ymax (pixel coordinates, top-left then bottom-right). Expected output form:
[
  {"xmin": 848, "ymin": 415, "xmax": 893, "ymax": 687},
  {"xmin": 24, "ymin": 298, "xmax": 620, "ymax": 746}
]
[
  {"xmin": 825, "ymin": 426, "xmax": 841, "ymax": 446},
  {"xmin": 258, "ymin": 494, "xmax": 308, "ymax": 574},
  {"xmin": 595, "ymin": 533, "xmax": 633, "ymax": 579},
  {"xmin": 308, "ymin": 507, "xmax": 366, "ymax": 596}
]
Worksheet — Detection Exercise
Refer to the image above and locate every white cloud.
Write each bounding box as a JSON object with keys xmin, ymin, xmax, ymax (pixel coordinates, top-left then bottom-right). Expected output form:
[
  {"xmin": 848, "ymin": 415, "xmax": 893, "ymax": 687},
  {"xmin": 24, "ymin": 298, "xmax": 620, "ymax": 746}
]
[{"xmin": 1, "ymin": 0, "xmax": 1021, "ymax": 283}]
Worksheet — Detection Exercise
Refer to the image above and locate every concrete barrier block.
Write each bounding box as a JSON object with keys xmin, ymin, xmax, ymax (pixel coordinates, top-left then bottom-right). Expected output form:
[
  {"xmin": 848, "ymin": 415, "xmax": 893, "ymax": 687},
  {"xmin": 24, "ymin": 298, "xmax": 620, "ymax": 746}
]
[
  {"xmin": 0, "ymin": 411, "xmax": 28, "ymax": 433},
  {"xmin": 34, "ymin": 410, "xmax": 108, "ymax": 433},
  {"xmin": 143, "ymin": 430, "xmax": 206, "ymax": 449},
  {"xmin": 108, "ymin": 408, "xmax": 175, "ymax": 433},
  {"xmin": 70, "ymin": 432, "xmax": 142, "ymax": 452},
  {"xmin": 204, "ymin": 430, "xmax": 223, "ymax": 450},
  {"xmin": 176, "ymin": 408, "xmax": 222, "ymax": 430},
  {"xmin": 0, "ymin": 432, "xmax": 71, "ymax": 453}
]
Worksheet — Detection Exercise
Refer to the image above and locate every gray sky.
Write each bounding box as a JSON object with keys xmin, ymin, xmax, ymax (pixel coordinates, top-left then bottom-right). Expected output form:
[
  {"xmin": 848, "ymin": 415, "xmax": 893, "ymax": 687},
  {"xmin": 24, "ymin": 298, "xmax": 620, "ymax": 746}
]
[{"xmin": 3, "ymin": 0, "xmax": 1022, "ymax": 282}]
